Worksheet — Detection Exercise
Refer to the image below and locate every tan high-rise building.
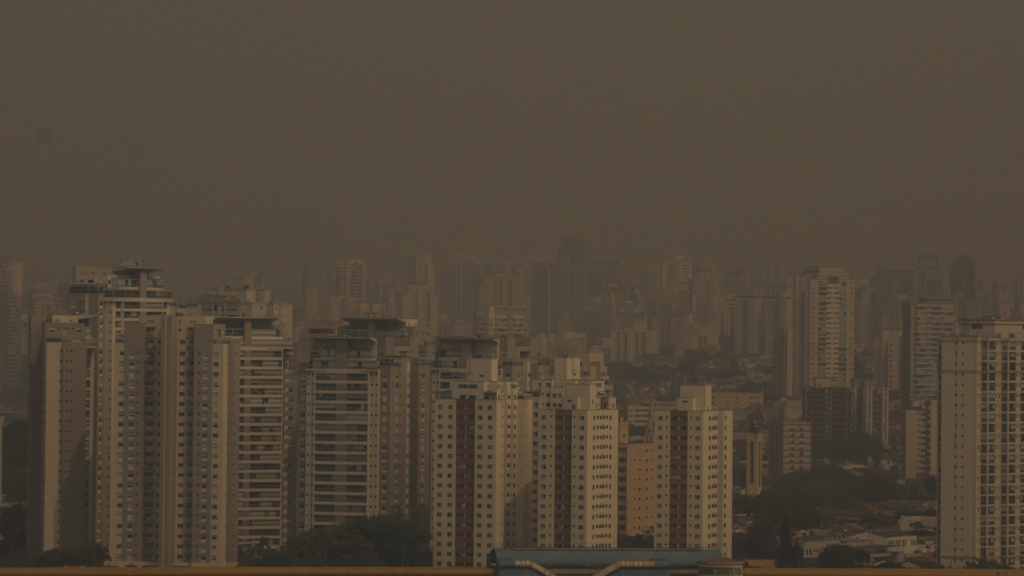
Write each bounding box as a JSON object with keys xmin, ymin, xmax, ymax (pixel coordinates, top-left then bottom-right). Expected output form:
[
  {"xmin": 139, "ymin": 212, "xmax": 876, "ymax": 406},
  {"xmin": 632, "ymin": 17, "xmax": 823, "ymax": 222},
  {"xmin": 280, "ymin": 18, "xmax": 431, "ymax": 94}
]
[
  {"xmin": 651, "ymin": 386, "xmax": 732, "ymax": 556},
  {"xmin": 939, "ymin": 320, "xmax": 1024, "ymax": 568},
  {"xmin": 902, "ymin": 297, "xmax": 957, "ymax": 403},
  {"xmin": 874, "ymin": 329, "xmax": 902, "ymax": 393},
  {"xmin": 904, "ymin": 403, "xmax": 938, "ymax": 480},
  {"xmin": 855, "ymin": 379, "xmax": 889, "ymax": 445},
  {"xmin": 300, "ymin": 317, "xmax": 431, "ymax": 531},
  {"xmin": 743, "ymin": 430, "xmax": 766, "ymax": 497},
  {"xmin": 793, "ymin": 267, "xmax": 855, "ymax": 396},
  {"xmin": 430, "ymin": 359, "xmax": 534, "ymax": 568},
  {"xmin": 765, "ymin": 398, "xmax": 811, "ymax": 477},
  {"xmin": 617, "ymin": 422, "xmax": 655, "ymax": 541},
  {"xmin": 30, "ymin": 264, "xmax": 297, "ymax": 566},
  {"xmin": 533, "ymin": 358, "xmax": 618, "ymax": 549}
]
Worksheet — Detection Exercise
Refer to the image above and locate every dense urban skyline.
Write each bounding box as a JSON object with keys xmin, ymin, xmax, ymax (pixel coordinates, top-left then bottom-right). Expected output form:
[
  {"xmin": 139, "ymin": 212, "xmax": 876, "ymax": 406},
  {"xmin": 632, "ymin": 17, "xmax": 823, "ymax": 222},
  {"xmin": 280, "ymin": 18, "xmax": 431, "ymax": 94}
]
[{"xmin": 4, "ymin": 1, "xmax": 1024, "ymax": 570}]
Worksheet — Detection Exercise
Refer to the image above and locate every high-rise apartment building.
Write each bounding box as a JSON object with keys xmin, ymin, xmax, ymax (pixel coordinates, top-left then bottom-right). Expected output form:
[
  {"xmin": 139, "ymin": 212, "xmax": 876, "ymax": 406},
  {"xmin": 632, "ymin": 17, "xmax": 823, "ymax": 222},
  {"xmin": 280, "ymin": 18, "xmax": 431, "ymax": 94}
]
[
  {"xmin": 742, "ymin": 430, "xmax": 766, "ymax": 497},
  {"xmin": 476, "ymin": 306, "xmax": 528, "ymax": 339},
  {"xmin": 533, "ymin": 359, "xmax": 618, "ymax": 549},
  {"xmin": 556, "ymin": 239, "xmax": 587, "ymax": 329},
  {"xmin": 651, "ymin": 386, "xmax": 732, "ymax": 556},
  {"xmin": 430, "ymin": 357, "xmax": 534, "ymax": 567},
  {"xmin": 915, "ymin": 255, "xmax": 945, "ymax": 298},
  {"xmin": 0, "ymin": 258, "xmax": 26, "ymax": 406},
  {"xmin": 939, "ymin": 320, "xmax": 1024, "ymax": 568},
  {"xmin": 873, "ymin": 329, "xmax": 902, "ymax": 393},
  {"xmin": 301, "ymin": 264, "xmax": 332, "ymax": 323},
  {"xmin": 617, "ymin": 422, "xmax": 655, "ymax": 541},
  {"xmin": 902, "ymin": 297, "xmax": 958, "ymax": 403},
  {"xmin": 331, "ymin": 259, "xmax": 368, "ymax": 320},
  {"xmin": 439, "ymin": 255, "xmax": 482, "ymax": 336},
  {"xmin": 904, "ymin": 405, "xmax": 938, "ymax": 480},
  {"xmin": 527, "ymin": 260, "xmax": 556, "ymax": 336},
  {"xmin": 855, "ymin": 379, "xmax": 889, "ymax": 445},
  {"xmin": 733, "ymin": 295, "xmax": 792, "ymax": 395},
  {"xmin": 409, "ymin": 255, "xmax": 436, "ymax": 290},
  {"xmin": 300, "ymin": 317, "xmax": 432, "ymax": 532},
  {"xmin": 604, "ymin": 326, "xmax": 659, "ymax": 363},
  {"xmin": 949, "ymin": 255, "xmax": 977, "ymax": 298},
  {"xmin": 766, "ymin": 398, "xmax": 811, "ymax": 477},
  {"xmin": 30, "ymin": 264, "xmax": 296, "ymax": 566},
  {"xmin": 186, "ymin": 285, "xmax": 297, "ymax": 550},
  {"xmin": 793, "ymin": 267, "xmax": 855, "ymax": 396},
  {"xmin": 401, "ymin": 284, "xmax": 440, "ymax": 332},
  {"xmin": 802, "ymin": 380, "xmax": 857, "ymax": 444},
  {"xmin": 660, "ymin": 257, "xmax": 692, "ymax": 297},
  {"xmin": 870, "ymin": 268, "xmax": 917, "ymax": 340}
]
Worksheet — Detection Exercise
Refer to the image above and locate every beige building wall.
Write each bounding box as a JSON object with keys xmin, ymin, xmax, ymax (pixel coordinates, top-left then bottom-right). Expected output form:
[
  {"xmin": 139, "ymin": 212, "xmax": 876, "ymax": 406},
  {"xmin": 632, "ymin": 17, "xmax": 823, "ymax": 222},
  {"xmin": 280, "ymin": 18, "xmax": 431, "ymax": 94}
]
[
  {"xmin": 617, "ymin": 422, "xmax": 655, "ymax": 539},
  {"xmin": 939, "ymin": 320, "xmax": 1024, "ymax": 568},
  {"xmin": 430, "ymin": 378, "xmax": 533, "ymax": 568},
  {"xmin": 652, "ymin": 387, "xmax": 732, "ymax": 556},
  {"xmin": 904, "ymin": 403, "xmax": 938, "ymax": 480},
  {"xmin": 534, "ymin": 373, "xmax": 618, "ymax": 549},
  {"xmin": 712, "ymin": 392, "xmax": 764, "ymax": 411}
]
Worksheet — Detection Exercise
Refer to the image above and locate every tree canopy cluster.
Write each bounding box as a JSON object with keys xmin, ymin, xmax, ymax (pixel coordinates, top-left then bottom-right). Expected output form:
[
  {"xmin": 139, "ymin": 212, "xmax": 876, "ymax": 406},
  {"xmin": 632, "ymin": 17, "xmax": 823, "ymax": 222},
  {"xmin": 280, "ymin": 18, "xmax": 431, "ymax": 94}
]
[
  {"xmin": 244, "ymin": 515, "xmax": 431, "ymax": 567},
  {"xmin": 733, "ymin": 466, "xmax": 910, "ymax": 560}
]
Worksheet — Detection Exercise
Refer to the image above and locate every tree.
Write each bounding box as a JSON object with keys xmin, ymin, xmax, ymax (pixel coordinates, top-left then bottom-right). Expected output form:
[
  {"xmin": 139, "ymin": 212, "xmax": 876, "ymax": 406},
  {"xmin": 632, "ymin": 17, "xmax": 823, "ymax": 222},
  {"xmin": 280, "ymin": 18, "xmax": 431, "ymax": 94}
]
[
  {"xmin": 776, "ymin": 520, "xmax": 802, "ymax": 568},
  {"xmin": 966, "ymin": 558, "xmax": 1011, "ymax": 569},
  {"xmin": 36, "ymin": 545, "xmax": 110, "ymax": 567},
  {"xmin": 248, "ymin": 514, "xmax": 431, "ymax": 567},
  {"xmin": 619, "ymin": 528, "xmax": 653, "ymax": 548},
  {"xmin": 733, "ymin": 520, "xmax": 777, "ymax": 560},
  {"xmin": 815, "ymin": 433, "xmax": 885, "ymax": 466},
  {"xmin": 0, "ymin": 503, "xmax": 27, "ymax": 558},
  {"xmin": 3, "ymin": 420, "xmax": 28, "ymax": 503},
  {"xmin": 818, "ymin": 544, "xmax": 870, "ymax": 568}
]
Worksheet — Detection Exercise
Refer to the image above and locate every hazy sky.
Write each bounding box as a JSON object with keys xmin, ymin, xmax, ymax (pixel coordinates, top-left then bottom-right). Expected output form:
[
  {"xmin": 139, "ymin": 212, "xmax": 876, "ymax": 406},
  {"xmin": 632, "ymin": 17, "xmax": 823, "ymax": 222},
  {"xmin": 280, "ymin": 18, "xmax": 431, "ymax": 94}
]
[{"xmin": 2, "ymin": 2, "xmax": 1023, "ymax": 294}]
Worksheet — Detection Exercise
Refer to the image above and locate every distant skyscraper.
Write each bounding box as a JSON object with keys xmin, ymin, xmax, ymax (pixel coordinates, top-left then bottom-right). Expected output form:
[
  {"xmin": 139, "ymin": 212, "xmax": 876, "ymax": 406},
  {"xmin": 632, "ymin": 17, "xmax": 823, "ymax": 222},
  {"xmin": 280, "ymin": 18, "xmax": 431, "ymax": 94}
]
[
  {"xmin": 949, "ymin": 255, "xmax": 977, "ymax": 298},
  {"xmin": 439, "ymin": 255, "xmax": 481, "ymax": 335},
  {"xmin": 301, "ymin": 263, "xmax": 331, "ymax": 322},
  {"xmin": 870, "ymin": 267, "xmax": 916, "ymax": 341},
  {"xmin": 793, "ymin": 267, "xmax": 855, "ymax": 395},
  {"xmin": 527, "ymin": 260, "xmax": 556, "ymax": 335},
  {"xmin": 915, "ymin": 254, "xmax": 945, "ymax": 298},
  {"xmin": 660, "ymin": 256, "xmax": 692, "ymax": 297},
  {"xmin": 408, "ymin": 255, "xmax": 436, "ymax": 290},
  {"xmin": 0, "ymin": 258, "xmax": 26, "ymax": 406},
  {"xmin": 331, "ymin": 259, "xmax": 367, "ymax": 319},
  {"xmin": 556, "ymin": 238, "xmax": 587, "ymax": 327},
  {"xmin": 901, "ymin": 297, "xmax": 958, "ymax": 403}
]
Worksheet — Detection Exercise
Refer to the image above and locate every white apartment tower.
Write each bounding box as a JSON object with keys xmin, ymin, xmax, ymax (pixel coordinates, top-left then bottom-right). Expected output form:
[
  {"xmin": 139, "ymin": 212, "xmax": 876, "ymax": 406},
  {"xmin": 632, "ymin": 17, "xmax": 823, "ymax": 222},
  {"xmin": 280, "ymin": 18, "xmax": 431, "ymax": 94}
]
[
  {"xmin": 940, "ymin": 320, "xmax": 1024, "ymax": 567},
  {"xmin": 30, "ymin": 264, "xmax": 297, "ymax": 566},
  {"xmin": 533, "ymin": 358, "xmax": 618, "ymax": 549},
  {"xmin": 651, "ymin": 386, "xmax": 732, "ymax": 557},
  {"xmin": 430, "ymin": 345, "xmax": 534, "ymax": 568},
  {"xmin": 793, "ymin": 267, "xmax": 855, "ymax": 395}
]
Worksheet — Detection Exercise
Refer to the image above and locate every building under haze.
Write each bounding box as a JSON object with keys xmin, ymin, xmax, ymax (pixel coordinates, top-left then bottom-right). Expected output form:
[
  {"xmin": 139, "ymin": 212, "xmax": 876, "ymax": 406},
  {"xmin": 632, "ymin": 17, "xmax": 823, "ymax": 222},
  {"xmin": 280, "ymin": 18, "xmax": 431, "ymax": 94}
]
[
  {"xmin": 939, "ymin": 320, "xmax": 1024, "ymax": 568},
  {"xmin": 793, "ymin": 267, "xmax": 855, "ymax": 396},
  {"xmin": 0, "ymin": 258, "xmax": 26, "ymax": 409},
  {"xmin": 650, "ymin": 386, "xmax": 732, "ymax": 556},
  {"xmin": 30, "ymin": 264, "xmax": 298, "ymax": 567}
]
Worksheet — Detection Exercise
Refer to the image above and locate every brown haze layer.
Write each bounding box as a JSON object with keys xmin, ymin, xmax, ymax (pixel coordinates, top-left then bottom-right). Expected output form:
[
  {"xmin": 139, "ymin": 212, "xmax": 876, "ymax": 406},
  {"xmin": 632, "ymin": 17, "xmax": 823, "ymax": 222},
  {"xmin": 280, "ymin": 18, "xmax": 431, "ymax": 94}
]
[{"xmin": 1, "ymin": 2, "xmax": 1023, "ymax": 293}]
